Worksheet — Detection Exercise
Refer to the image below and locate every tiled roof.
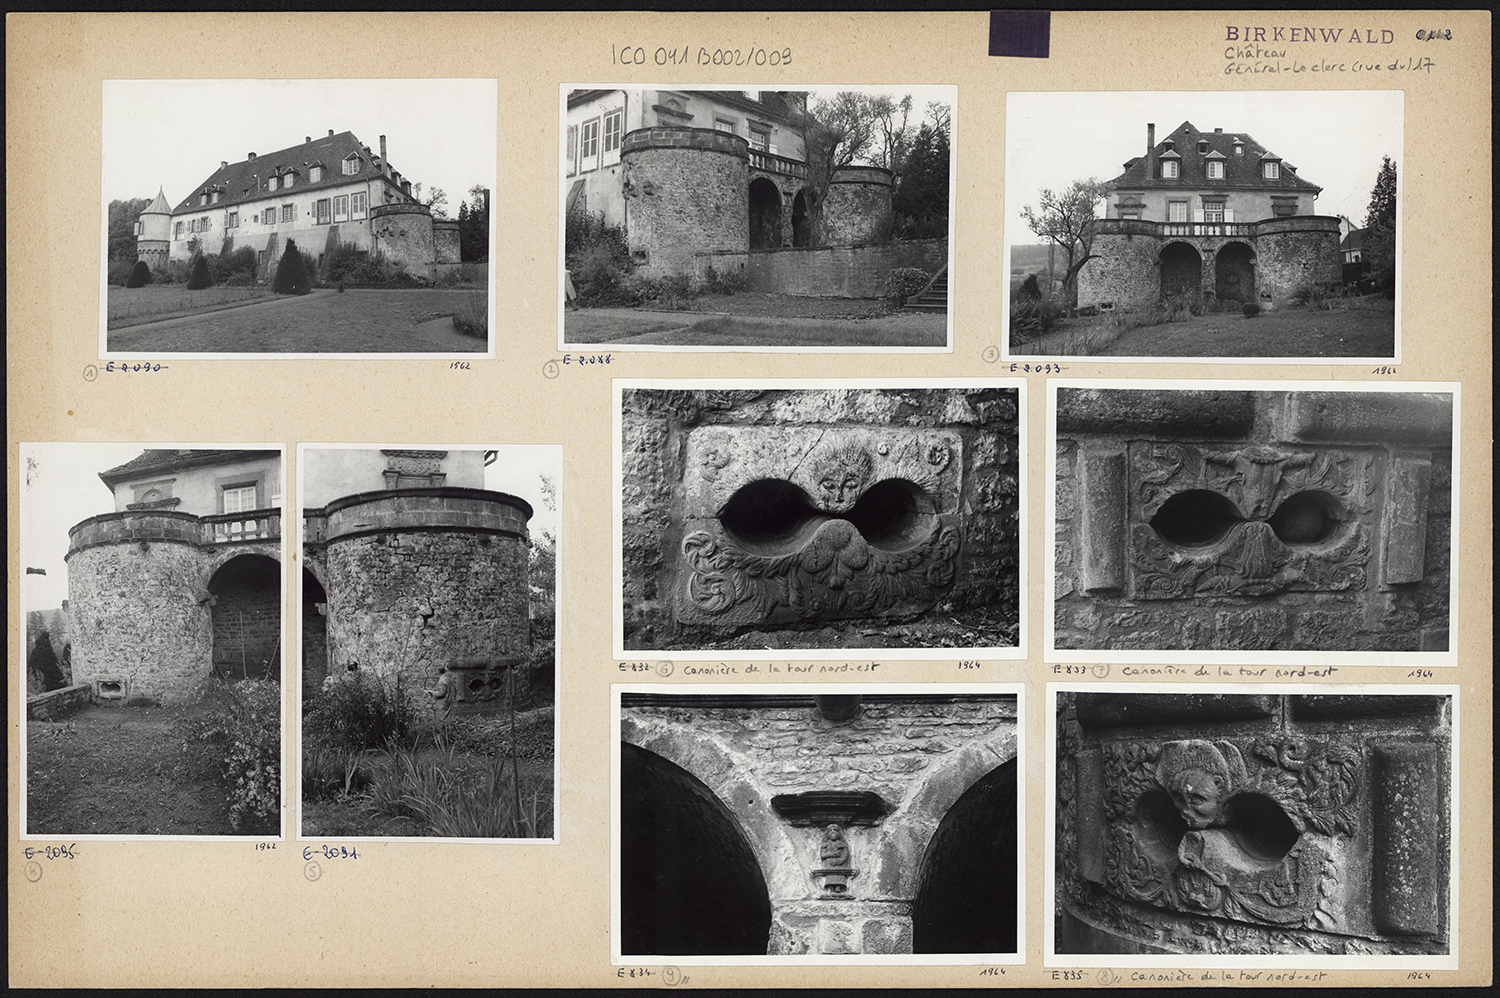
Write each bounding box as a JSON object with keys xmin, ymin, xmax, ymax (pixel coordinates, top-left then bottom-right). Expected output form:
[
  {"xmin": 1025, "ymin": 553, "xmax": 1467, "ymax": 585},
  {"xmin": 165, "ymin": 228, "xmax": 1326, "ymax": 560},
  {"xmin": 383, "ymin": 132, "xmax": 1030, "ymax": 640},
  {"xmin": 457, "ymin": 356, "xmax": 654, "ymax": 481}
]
[
  {"xmin": 100, "ymin": 449, "xmax": 279, "ymax": 487},
  {"xmin": 1340, "ymin": 228, "xmax": 1365, "ymax": 251},
  {"xmin": 1109, "ymin": 120, "xmax": 1321, "ymax": 194},
  {"xmin": 170, "ymin": 131, "xmax": 401, "ymax": 215},
  {"xmin": 142, "ymin": 187, "xmax": 172, "ymax": 215}
]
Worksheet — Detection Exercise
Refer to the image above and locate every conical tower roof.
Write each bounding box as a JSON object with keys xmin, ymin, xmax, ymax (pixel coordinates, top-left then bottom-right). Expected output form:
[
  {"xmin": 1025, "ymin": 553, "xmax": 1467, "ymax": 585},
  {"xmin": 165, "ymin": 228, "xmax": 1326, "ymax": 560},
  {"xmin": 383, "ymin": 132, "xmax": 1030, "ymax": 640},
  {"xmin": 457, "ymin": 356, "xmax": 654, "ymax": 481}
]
[{"xmin": 141, "ymin": 187, "xmax": 172, "ymax": 215}]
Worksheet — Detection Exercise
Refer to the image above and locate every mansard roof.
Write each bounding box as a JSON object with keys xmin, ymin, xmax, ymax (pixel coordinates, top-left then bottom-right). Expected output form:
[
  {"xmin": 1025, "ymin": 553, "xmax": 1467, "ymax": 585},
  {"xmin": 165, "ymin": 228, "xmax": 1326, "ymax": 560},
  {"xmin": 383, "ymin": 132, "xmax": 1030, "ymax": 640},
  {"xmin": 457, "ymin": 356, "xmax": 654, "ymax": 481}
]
[
  {"xmin": 1110, "ymin": 120, "xmax": 1322, "ymax": 194},
  {"xmin": 170, "ymin": 131, "xmax": 399, "ymax": 215},
  {"xmin": 100, "ymin": 449, "xmax": 280, "ymax": 488}
]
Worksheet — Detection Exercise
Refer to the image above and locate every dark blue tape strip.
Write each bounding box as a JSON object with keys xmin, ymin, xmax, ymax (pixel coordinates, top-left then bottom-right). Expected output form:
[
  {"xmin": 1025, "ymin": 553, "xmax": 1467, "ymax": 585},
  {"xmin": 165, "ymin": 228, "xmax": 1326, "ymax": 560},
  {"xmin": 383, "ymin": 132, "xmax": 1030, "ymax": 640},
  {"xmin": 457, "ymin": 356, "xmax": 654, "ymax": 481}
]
[{"xmin": 989, "ymin": 10, "xmax": 1050, "ymax": 58}]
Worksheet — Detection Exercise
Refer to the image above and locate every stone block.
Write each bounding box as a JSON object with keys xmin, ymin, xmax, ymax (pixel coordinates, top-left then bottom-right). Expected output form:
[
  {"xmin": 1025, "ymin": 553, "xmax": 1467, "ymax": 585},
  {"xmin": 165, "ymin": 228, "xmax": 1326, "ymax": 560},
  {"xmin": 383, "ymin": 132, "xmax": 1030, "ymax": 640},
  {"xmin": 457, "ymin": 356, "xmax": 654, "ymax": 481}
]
[
  {"xmin": 1371, "ymin": 742, "xmax": 1441, "ymax": 935},
  {"xmin": 1056, "ymin": 388, "xmax": 1256, "ymax": 437},
  {"xmin": 861, "ymin": 917, "xmax": 913, "ymax": 954},
  {"xmin": 1382, "ymin": 452, "xmax": 1432, "ymax": 585},
  {"xmin": 1079, "ymin": 450, "xmax": 1126, "ymax": 593},
  {"xmin": 817, "ymin": 919, "xmax": 858, "ymax": 954},
  {"xmin": 1286, "ymin": 391, "xmax": 1453, "ymax": 445},
  {"xmin": 1075, "ymin": 692, "xmax": 1275, "ymax": 728}
]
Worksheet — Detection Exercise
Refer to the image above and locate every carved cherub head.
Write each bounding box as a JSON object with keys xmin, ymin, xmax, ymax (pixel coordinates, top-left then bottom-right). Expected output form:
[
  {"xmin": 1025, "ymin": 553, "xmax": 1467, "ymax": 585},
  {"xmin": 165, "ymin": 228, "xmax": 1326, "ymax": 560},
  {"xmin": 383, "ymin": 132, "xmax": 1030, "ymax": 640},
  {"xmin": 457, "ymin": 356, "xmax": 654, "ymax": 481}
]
[
  {"xmin": 1156, "ymin": 740, "xmax": 1244, "ymax": 830},
  {"xmin": 810, "ymin": 444, "xmax": 873, "ymax": 512}
]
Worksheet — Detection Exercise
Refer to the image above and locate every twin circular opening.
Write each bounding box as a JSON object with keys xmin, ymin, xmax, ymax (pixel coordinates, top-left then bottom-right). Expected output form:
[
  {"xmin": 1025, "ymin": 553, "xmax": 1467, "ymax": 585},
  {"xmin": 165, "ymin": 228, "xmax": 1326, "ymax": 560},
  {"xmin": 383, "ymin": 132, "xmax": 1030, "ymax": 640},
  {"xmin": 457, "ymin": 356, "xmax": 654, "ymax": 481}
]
[
  {"xmin": 1149, "ymin": 489, "xmax": 1343, "ymax": 547},
  {"xmin": 717, "ymin": 477, "xmax": 936, "ymax": 554},
  {"xmin": 1134, "ymin": 790, "xmax": 1300, "ymax": 868}
]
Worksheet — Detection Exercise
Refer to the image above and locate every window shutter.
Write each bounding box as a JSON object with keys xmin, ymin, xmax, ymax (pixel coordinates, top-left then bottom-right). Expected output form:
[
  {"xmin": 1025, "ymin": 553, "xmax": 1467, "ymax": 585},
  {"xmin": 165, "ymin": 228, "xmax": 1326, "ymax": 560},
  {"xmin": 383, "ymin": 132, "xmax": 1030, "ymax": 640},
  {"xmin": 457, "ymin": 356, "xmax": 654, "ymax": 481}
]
[
  {"xmin": 1193, "ymin": 208, "xmax": 1205, "ymax": 223},
  {"xmin": 1224, "ymin": 208, "xmax": 1234, "ymax": 222}
]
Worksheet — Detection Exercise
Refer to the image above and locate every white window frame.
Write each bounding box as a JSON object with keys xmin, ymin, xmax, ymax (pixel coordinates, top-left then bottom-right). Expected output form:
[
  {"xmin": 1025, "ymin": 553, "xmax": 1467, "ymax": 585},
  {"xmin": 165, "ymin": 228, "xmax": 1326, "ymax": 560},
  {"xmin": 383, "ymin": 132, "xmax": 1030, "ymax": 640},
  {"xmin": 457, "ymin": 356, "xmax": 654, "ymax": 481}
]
[
  {"xmin": 281, "ymin": 203, "xmax": 295, "ymax": 223},
  {"xmin": 351, "ymin": 192, "xmax": 368, "ymax": 220},
  {"xmin": 602, "ymin": 109, "xmax": 623, "ymax": 154},
  {"xmin": 268, "ymin": 175, "xmax": 278, "ymax": 192},
  {"xmin": 714, "ymin": 117, "xmax": 736, "ymax": 134},
  {"xmin": 1168, "ymin": 201, "xmax": 1188, "ymax": 223},
  {"xmin": 1202, "ymin": 200, "xmax": 1225, "ymax": 223},
  {"xmin": 200, "ymin": 215, "xmax": 212, "ymax": 232},
  {"xmin": 749, "ymin": 127, "xmax": 770, "ymax": 152},
  {"xmin": 175, "ymin": 221, "xmax": 184, "ymax": 238},
  {"xmin": 315, "ymin": 198, "xmax": 331, "ymax": 225},
  {"xmin": 284, "ymin": 173, "xmax": 294, "ymax": 188},
  {"xmin": 1206, "ymin": 161, "xmax": 1224, "ymax": 180},
  {"xmin": 227, "ymin": 211, "xmax": 238, "ymax": 229},
  {"xmin": 263, "ymin": 208, "xmax": 276, "ymax": 226},
  {"xmin": 343, "ymin": 154, "xmax": 360, "ymax": 176},
  {"xmin": 310, "ymin": 165, "xmax": 323, "ymax": 183},
  {"xmin": 1161, "ymin": 160, "xmax": 1179, "ymax": 179},
  {"xmin": 1263, "ymin": 161, "xmax": 1280, "ymax": 179},
  {"xmin": 222, "ymin": 484, "xmax": 257, "ymax": 514},
  {"xmin": 579, "ymin": 117, "xmax": 600, "ymax": 171},
  {"xmin": 333, "ymin": 195, "xmax": 349, "ymax": 222}
]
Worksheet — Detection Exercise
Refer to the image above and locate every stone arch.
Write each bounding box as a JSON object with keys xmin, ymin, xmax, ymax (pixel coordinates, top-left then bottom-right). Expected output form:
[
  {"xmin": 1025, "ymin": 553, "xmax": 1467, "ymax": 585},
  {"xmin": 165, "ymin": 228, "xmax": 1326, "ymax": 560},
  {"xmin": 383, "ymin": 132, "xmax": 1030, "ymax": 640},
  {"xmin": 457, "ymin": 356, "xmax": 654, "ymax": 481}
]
[
  {"xmin": 748, "ymin": 177, "xmax": 783, "ymax": 250},
  {"xmin": 1159, "ymin": 241, "xmax": 1202, "ymax": 297},
  {"xmin": 791, "ymin": 188, "xmax": 812, "ymax": 247},
  {"xmin": 207, "ymin": 553, "xmax": 281, "ymax": 681},
  {"xmin": 620, "ymin": 714, "xmax": 804, "ymax": 898},
  {"xmin": 301, "ymin": 568, "xmax": 329, "ymax": 699},
  {"xmin": 911, "ymin": 758, "xmax": 1019, "ymax": 953},
  {"xmin": 620, "ymin": 743, "xmax": 773, "ymax": 955},
  {"xmin": 1215, "ymin": 241, "xmax": 1256, "ymax": 302}
]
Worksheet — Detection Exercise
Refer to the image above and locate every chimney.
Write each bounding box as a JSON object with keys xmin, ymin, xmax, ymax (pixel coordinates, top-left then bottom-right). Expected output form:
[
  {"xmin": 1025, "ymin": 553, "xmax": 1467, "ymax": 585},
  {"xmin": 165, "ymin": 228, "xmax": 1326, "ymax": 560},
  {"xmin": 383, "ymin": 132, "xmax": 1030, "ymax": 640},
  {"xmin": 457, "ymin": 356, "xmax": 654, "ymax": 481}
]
[
  {"xmin": 1214, "ymin": 127, "xmax": 1223, "ymax": 133},
  {"xmin": 380, "ymin": 135, "xmax": 388, "ymax": 176},
  {"xmin": 328, "ymin": 129, "xmax": 334, "ymax": 137},
  {"xmin": 1146, "ymin": 123, "xmax": 1155, "ymax": 178},
  {"xmin": 247, "ymin": 151, "xmax": 256, "ymax": 161},
  {"xmin": 221, "ymin": 160, "xmax": 228, "ymax": 170}
]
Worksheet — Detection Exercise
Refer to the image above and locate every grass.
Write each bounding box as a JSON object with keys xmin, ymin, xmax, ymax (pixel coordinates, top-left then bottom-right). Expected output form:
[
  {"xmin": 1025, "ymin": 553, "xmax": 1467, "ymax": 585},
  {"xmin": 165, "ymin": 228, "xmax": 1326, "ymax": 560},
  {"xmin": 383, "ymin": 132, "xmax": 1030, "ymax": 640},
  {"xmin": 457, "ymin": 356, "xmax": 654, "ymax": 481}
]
[
  {"xmin": 565, "ymin": 309, "xmax": 945, "ymax": 348},
  {"xmin": 108, "ymin": 285, "xmax": 273, "ymax": 325},
  {"xmin": 1013, "ymin": 294, "xmax": 1395, "ymax": 359},
  {"xmin": 26, "ymin": 701, "xmax": 252, "ymax": 835}
]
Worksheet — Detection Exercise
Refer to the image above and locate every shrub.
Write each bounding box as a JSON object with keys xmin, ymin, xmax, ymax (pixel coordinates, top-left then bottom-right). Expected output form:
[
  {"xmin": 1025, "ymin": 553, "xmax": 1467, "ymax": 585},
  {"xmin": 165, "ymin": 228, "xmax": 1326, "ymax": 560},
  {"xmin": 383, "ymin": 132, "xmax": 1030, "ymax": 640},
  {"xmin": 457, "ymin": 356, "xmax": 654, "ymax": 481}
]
[
  {"xmin": 185, "ymin": 254, "xmax": 214, "ymax": 290},
  {"xmin": 304, "ymin": 671, "xmax": 420, "ymax": 753},
  {"xmin": 210, "ymin": 246, "xmax": 257, "ymax": 286},
  {"xmin": 1019, "ymin": 274, "xmax": 1042, "ymax": 300},
  {"xmin": 451, "ymin": 290, "xmax": 487, "ymax": 338},
  {"xmin": 124, "ymin": 261, "xmax": 153, "ymax": 288},
  {"xmin": 883, "ymin": 267, "xmax": 932, "ymax": 306},
  {"xmin": 700, "ymin": 265, "xmax": 747, "ymax": 296},
  {"xmin": 1243, "ymin": 301, "xmax": 1262, "ymax": 318},
  {"xmin": 272, "ymin": 238, "xmax": 312, "ymax": 295},
  {"xmin": 1008, "ymin": 293, "xmax": 1065, "ymax": 343},
  {"xmin": 27, "ymin": 633, "xmax": 66, "ymax": 692},
  {"xmin": 565, "ymin": 207, "xmax": 633, "ymax": 306},
  {"xmin": 180, "ymin": 677, "xmax": 281, "ymax": 833}
]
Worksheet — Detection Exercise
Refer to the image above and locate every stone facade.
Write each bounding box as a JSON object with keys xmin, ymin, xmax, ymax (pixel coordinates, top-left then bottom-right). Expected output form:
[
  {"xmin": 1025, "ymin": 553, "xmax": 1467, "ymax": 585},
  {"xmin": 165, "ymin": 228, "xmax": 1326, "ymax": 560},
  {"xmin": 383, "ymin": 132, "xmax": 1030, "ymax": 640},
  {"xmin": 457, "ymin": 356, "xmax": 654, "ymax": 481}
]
[
  {"xmin": 698, "ymin": 238, "xmax": 947, "ymax": 298},
  {"xmin": 63, "ymin": 450, "xmax": 283, "ymax": 704},
  {"xmin": 1053, "ymin": 388, "xmax": 1452, "ymax": 653},
  {"xmin": 301, "ymin": 449, "xmax": 535, "ymax": 712},
  {"xmin": 621, "ymin": 387, "xmax": 1020, "ymax": 649},
  {"xmin": 1055, "ymin": 690, "xmax": 1452, "ymax": 955},
  {"xmin": 620, "ymin": 692, "xmax": 1019, "ymax": 956}
]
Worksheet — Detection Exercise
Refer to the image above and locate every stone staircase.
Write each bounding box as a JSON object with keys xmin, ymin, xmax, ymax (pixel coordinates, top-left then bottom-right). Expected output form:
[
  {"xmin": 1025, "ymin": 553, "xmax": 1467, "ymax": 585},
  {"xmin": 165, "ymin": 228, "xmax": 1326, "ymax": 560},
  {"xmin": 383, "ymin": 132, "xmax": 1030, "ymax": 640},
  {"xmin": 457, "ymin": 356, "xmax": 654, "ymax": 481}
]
[{"xmin": 904, "ymin": 265, "xmax": 948, "ymax": 313}]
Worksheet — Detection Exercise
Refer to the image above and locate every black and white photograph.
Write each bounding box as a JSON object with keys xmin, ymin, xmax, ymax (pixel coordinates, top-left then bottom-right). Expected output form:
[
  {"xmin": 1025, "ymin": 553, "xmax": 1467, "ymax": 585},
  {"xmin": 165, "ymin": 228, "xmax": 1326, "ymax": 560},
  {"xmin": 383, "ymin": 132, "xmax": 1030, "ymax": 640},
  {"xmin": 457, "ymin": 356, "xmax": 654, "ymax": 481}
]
[
  {"xmin": 1047, "ymin": 382, "xmax": 1456, "ymax": 662},
  {"xmin": 562, "ymin": 85, "xmax": 955, "ymax": 351},
  {"xmin": 616, "ymin": 381, "xmax": 1023, "ymax": 658},
  {"xmin": 297, "ymin": 445, "xmax": 559, "ymax": 841},
  {"xmin": 20, "ymin": 444, "xmax": 286, "ymax": 838},
  {"xmin": 615, "ymin": 686, "xmax": 1023, "ymax": 960},
  {"xmin": 102, "ymin": 79, "xmax": 495, "ymax": 357},
  {"xmin": 1004, "ymin": 91, "xmax": 1401, "ymax": 362},
  {"xmin": 1049, "ymin": 686, "xmax": 1456, "ymax": 962}
]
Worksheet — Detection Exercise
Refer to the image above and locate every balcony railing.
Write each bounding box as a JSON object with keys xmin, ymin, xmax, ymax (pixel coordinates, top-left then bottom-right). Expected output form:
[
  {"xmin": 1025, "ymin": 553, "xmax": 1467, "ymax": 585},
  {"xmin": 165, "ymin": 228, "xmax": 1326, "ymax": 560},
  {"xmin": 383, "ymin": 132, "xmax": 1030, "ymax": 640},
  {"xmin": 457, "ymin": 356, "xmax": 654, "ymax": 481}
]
[
  {"xmin": 201, "ymin": 507, "xmax": 281, "ymax": 544},
  {"xmin": 1088, "ymin": 215, "xmax": 1342, "ymax": 239},
  {"xmin": 748, "ymin": 149, "xmax": 808, "ymax": 180}
]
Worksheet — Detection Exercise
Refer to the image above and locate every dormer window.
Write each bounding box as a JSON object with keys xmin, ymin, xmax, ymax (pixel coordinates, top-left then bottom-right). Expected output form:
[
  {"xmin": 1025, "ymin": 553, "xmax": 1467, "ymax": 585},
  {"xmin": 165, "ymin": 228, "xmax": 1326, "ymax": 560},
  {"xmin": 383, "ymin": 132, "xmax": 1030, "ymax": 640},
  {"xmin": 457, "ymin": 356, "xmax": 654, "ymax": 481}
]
[
  {"xmin": 1207, "ymin": 161, "xmax": 1224, "ymax": 179},
  {"xmin": 310, "ymin": 165, "xmax": 323, "ymax": 183},
  {"xmin": 210, "ymin": 191, "xmax": 220, "ymax": 203},
  {"xmin": 1160, "ymin": 158, "xmax": 1180, "ymax": 179},
  {"xmin": 1263, "ymin": 160, "xmax": 1280, "ymax": 179},
  {"xmin": 1233, "ymin": 141, "xmax": 1244, "ymax": 155},
  {"xmin": 199, "ymin": 193, "xmax": 208, "ymax": 206},
  {"xmin": 268, "ymin": 175, "xmax": 278, "ymax": 192},
  {"xmin": 283, "ymin": 172, "xmax": 294, "ymax": 188},
  {"xmin": 1198, "ymin": 140, "xmax": 1210, "ymax": 154},
  {"xmin": 342, "ymin": 153, "xmax": 360, "ymax": 176}
]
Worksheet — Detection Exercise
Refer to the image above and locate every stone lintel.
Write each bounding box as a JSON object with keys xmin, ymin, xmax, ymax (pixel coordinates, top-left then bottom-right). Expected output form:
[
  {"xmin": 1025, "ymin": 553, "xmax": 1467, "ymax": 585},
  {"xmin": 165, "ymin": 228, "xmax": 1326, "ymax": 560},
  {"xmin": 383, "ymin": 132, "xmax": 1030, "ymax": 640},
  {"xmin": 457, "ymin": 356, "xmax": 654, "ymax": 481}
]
[
  {"xmin": 771, "ymin": 791, "xmax": 891, "ymax": 827},
  {"xmin": 1056, "ymin": 389, "xmax": 1256, "ymax": 437},
  {"xmin": 1285, "ymin": 392, "xmax": 1453, "ymax": 445}
]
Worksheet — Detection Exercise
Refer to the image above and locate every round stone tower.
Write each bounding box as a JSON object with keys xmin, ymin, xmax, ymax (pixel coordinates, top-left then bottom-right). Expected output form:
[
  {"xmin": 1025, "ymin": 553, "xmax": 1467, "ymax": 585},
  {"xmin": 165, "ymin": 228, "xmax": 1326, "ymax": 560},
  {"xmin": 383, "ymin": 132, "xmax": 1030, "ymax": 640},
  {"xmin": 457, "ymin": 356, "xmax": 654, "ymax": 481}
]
[
  {"xmin": 619, "ymin": 126, "xmax": 750, "ymax": 276},
  {"xmin": 135, "ymin": 188, "xmax": 173, "ymax": 271},
  {"xmin": 369, "ymin": 202, "xmax": 437, "ymax": 279},
  {"xmin": 823, "ymin": 166, "xmax": 896, "ymax": 245},
  {"xmin": 321, "ymin": 488, "xmax": 533, "ymax": 709}
]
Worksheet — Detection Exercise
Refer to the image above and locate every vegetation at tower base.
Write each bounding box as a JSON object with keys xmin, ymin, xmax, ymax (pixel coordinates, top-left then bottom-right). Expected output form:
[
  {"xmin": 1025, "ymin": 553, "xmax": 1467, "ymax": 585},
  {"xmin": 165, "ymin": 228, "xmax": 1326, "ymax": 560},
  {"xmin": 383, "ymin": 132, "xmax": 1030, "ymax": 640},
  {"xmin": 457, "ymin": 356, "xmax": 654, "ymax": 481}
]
[
  {"xmin": 1363, "ymin": 156, "xmax": 1398, "ymax": 295},
  {"xmin": 185, "ymin": 253, "xmax": 214, "ymax": 290},
  {"xmin": 125, "ymin": 260, "xmax": 153, "ymax": 288},
  {"xmin": 272, "ymin": 237, "xmax": 312, "ymax": 295}
]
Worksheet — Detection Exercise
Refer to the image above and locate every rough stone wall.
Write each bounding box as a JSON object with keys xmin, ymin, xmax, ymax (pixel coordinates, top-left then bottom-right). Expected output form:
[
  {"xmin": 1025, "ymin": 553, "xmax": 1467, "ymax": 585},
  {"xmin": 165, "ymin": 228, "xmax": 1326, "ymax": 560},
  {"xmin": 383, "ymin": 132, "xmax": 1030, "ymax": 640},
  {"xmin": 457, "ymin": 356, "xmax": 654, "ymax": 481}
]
[
  {"xmin": 432, "ymin": 219, "xmax": 461, "ymax": 265},
  {"xmin": 1076, "ymin": 231, "xmax": 1160, "ymax": 310},
  {"xmin": 370, "ymin": 203, "xmax": 437, "ymax": 279},
  {"xmin": 1258, "ymin": 226, "xmax": 1343, "ymax": 302},
  {"xmin": 621, "ymin": 388, "xmax": 1019, "ymax": 648},
  {"xmin": 1055, "ymin": 690, "xmax": 1452, "ymax": 955},
  {"xmin": 210, "ymin": 562, "xmax": 282, "ymax": 679},
  {"xmin": 822, "ymin": 169, "xmax": 895, "ymax": 246},
  {"xmin": 27, "ymin": 685, "xmax": 92, "ymax": 722},
  {"xmin": 620, "ymin": 128, "xmax": 749, "ymax": 276},
  {"xmin": 622, "ymin": 694, "xmax": 1018, "ymax": 955},
  {"xmin": 66, "ymin": 538, "xmax": 212, "ymax": 702},
  {"xmin": 323, "ymin": 496, "xmax": 531, "ymax": 689},
  {"xmin": 1053, "ymin": 389, "xmax": 1453, "ymax": 652},
  {"xmin": 699, "ymin": 238, "xmax": 947, "ymax": 298}
]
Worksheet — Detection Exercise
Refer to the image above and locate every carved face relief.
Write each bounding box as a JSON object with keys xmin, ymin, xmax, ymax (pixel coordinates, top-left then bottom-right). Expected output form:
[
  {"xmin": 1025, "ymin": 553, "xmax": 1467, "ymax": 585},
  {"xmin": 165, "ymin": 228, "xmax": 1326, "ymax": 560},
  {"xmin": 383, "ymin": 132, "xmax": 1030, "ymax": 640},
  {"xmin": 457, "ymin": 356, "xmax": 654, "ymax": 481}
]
[{"xmin": 811, "ymin": 444, "xmax": 873, "ymax": 513}]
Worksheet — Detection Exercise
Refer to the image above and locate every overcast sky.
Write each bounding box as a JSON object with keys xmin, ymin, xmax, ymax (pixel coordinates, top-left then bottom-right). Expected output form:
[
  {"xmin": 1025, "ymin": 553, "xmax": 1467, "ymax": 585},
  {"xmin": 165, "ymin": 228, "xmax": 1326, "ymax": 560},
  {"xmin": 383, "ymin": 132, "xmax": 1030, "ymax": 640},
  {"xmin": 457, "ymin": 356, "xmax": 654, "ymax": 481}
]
[
  {"xmin": 103, "ymin": 79, "xmax": 496, "ymax": 210},
  {"xmin": 20, "ymin": 443, "xmax": 560, "ymax": 614},
  {"xmin": 1004, "ymin": 90, "xmax": 1402, "ymax": 242}
]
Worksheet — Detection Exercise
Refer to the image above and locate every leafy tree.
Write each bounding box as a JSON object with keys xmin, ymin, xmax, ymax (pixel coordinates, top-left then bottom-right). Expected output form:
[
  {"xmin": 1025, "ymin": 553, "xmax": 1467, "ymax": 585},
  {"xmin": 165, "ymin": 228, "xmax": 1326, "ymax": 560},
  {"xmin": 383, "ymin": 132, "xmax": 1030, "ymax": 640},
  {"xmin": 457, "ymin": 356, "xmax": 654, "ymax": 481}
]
[
  {"xmin": 107, "ymin": 197, "xmax": 151, "ymax": 266},
  {"xmin": 272, "ymin": 238, "xmax": 311, "ymax": 295},
  {"xmin": 890, "ymin": 109, "xmax": 951, "ymax": 239},
  {"xmin": 413, "ymin": 182, "xmax": 449, "ymax": 219},
  {"xmin": 125, "ymin": 260, "xmax": 153, "ymax": 288},
  {"xmin": 1019, "ymin": 178, "xmax": 1109, "ymax": 309},
  {"xmin": 1362, "ymin": 156, "xmax": 1397, "ymax": 292},
  {"xmin": 458, "ymin": 185, "xmax": 489, "ymax": 262},
  {"xmin": 28, "ymin": 631, "xmax": 66, "ymax": 692},
  {"xmin": 186, "ymin": 254, "xmax": 214, "ymax": 290}
]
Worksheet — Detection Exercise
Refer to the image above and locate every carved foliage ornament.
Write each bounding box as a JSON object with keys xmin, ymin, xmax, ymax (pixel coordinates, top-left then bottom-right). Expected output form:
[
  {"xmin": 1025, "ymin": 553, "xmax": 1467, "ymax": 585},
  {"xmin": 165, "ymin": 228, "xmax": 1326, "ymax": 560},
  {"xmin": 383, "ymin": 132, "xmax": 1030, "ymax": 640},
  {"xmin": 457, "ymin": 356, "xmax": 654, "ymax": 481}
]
[
  {"xmin": 1128, "ymin": 442, "xmax": 1374, "ymax": 598},
  {"xmin": 1100, "ymin": 737, "xmax": 1358, "ymax": 931}
]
